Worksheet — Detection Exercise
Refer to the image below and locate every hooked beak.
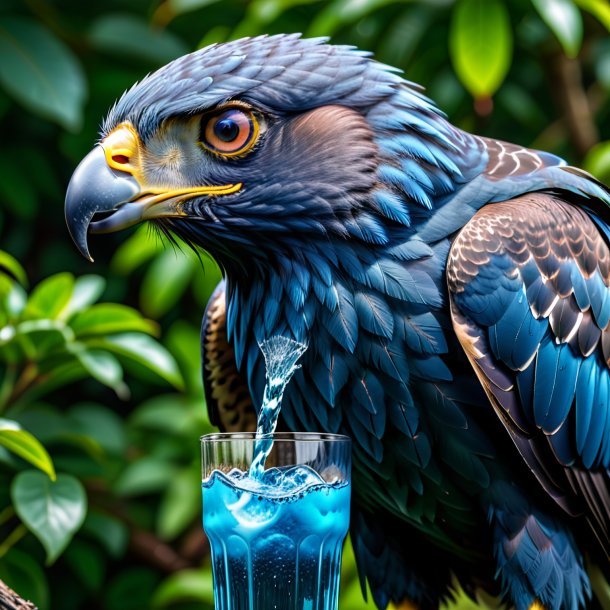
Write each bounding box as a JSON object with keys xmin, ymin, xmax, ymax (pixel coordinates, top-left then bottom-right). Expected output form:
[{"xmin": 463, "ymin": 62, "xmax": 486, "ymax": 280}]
[{"xmin": 64, "ymin": 122, "xmax": 242, "ymax": 261}]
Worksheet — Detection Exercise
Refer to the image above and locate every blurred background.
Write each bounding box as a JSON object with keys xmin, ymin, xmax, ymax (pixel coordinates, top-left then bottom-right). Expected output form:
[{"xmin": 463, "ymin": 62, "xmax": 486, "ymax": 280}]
[{"xmin": 0, "ymin": 0, "xmax": 609, "ymax": 608}]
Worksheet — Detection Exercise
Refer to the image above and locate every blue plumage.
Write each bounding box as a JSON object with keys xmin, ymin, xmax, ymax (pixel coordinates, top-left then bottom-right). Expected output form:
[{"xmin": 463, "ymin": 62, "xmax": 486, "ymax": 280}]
[{"xmin": 66, "ymin": 34, "xmax": 610, "ymax": 610}]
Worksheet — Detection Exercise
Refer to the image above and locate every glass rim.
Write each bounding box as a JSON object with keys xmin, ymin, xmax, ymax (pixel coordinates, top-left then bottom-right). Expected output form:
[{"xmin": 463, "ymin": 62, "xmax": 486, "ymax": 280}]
[{"xmin": 200, "ymin": 431, "xmax": 351, "ymax": 443}]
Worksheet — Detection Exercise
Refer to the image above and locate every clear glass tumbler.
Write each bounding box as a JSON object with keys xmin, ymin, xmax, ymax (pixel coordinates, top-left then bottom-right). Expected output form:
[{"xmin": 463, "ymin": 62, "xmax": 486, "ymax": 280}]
[{"xmin": 201, "ymin": 432, "xmax": 352, "ymax": 610}]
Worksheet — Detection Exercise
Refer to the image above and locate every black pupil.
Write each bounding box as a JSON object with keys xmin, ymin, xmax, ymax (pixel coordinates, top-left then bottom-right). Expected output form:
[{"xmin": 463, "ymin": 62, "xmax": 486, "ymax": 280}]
[{"xmin": 214, "ymin": 116, "xmax": 240, "ymax": 142}]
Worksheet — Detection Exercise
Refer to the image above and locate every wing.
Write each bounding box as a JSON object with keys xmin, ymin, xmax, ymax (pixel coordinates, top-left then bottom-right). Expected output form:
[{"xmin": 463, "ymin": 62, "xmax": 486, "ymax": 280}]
[
  {"xmin": 201, "ymin": 280, "xmax": 256, "ymax": 432},
  {"xmin": 447, "ymin": 192, "xmax": 610, "ymax": 554}
]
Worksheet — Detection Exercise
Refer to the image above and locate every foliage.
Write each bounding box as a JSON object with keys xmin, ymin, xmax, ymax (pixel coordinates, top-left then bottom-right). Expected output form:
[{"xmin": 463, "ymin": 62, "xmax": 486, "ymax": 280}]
[{"xmin": 0, "ymin": 0, "xmax": 609, "ymax": 609}]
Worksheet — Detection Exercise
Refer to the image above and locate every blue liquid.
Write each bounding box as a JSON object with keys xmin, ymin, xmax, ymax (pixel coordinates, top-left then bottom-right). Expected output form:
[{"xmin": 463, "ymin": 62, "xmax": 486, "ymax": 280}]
[{"xmin": 203, "ymin": 465, "xmax": 351, "ymax": 610}]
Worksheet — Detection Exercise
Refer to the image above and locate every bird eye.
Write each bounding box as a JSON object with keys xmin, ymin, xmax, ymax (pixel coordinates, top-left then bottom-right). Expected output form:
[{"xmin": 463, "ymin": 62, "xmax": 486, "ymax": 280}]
[{"xmin": 200, "ymin": 108, "xmax": 259, "ymax": 156}]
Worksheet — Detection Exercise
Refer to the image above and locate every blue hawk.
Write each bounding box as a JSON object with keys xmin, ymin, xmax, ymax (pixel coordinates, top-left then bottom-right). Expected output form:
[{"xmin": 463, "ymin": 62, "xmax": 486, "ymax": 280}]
[{"xmin": 65, "ymin": 35, "xmax": 610, "ymax": 610}]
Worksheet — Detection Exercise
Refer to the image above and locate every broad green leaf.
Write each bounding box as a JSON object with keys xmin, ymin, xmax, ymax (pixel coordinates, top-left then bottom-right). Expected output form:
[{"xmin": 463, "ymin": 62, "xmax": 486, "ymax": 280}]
[
  {"xmin": 81, "ymin": 511, "xmax": 128, "ymax": 558},
  {"xmin": 533, "ymin": 0, "xmax": 583, "ymax": 58},
  {"xmin": 13, "ymin": 320, "xmax": 73, "ymax": 360},
  {"xmin": 450, "ymin": 0, "xmax": 513, "ymax": 98},
  {"xmin": 0, "ymin": 250, "xmax": 27, "ymax": 286},
  {"xmin": 25, "ymin": 273, "xmax": 75, "ymax": 320},
  {"xmin": 74, "ymin": 349, "xmax": 128, "ymax": 397},
  {"xmin": 584, "ymin": 140, "xmax": 610, "ymax": 183},
  {"xmin": 129, "ymin": 394, "xmax": 208, "ymax": 435},
  {"xmin": 114, "ymin": 457, "xmax": 176, "ymax": 496},
  {"xmin": 110, "ymin": 225, "xmax": 164, "ymax": 275},
  {"xmin": 10, "ymin": 404, "xmax": 105, "ymax": 460},
  {"xmin": 71, "ymin": 303, "xmax": 158, "ymax": 337},
  {"xmin": 0, "ymin": 17, "xmax": 86, "ymax": 130},
  {"xmin": 69, "ymin": 403, "xmax": 127, "ymax": 456},
  {"xmin": 64, "ymin": 539, "xmax": 106, "ymax": 591},
  {"xmin": 575, "ymin": 0, "xmax": 610, "ymax": 31},
  {"xmin": 307, "ymin": 0, "xmax": 408, "ymax": 37},
  {"xmin": 62, "ymin": 275, "xmax": 106, "ymax": 320},
  {"xmin": 0, "ymin": 419, "xmax": 55, "ymax": 480},
  {"xmin": 166, "ymin": 321, "xmax": 203, "ymax": 393},
  {"xmin": 7, "ymin": 404, "xmax": 67, "ymax": 445},
  {"xmin": 140, "ymin": 249, "xmax": 195, "ymax": 318},
  {"xmin": 157, "ymin": 464, "xmax": 201, "ymax": 539},
  {"xmin": 152, "ymin": 569, "xmax": 214, "ymax": 607},
  {"xmin": 191, "ymin": 254, "xmax": 222, "ymax": 307},
  {"xmin": 88, "ymin": 333, "xmax": 184, "ymax": 390},
  {"xmin": 11, "ymin": 471, "xmax": 87, "ymax": 564},
  {"xmin": 89, "ymin": 13, "xmax": 189, "ymax": 64},
  {"xmin": 105, "ymin": 568, "xmax": 160, "ymax": 610},
  {"xmin": 4, "ymin": 283, "xmax": 27, "ymax": 318},
  {"xmin": 0, "ymin": 548, "xmax": 50, "ymax": 610}
]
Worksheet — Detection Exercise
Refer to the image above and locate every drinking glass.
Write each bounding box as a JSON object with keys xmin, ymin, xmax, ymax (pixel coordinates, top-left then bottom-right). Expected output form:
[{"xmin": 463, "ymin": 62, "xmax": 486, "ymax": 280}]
[{"xmin": 201, "ymin": 432, "xmax": 351, "ymax": 610}]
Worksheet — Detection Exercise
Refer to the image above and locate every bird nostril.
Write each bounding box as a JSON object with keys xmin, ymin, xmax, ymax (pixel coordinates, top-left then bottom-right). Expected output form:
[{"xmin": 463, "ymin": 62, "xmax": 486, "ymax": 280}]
[{"xmin": 112, "ymin": 154, "xmax": 130, "ymax": 165}]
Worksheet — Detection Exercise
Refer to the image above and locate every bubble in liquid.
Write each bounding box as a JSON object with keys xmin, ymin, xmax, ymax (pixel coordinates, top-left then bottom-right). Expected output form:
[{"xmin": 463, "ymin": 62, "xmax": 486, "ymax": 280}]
[{"xmin": 228, "ymin": 491, "xmax": 279, "ymax": 528}]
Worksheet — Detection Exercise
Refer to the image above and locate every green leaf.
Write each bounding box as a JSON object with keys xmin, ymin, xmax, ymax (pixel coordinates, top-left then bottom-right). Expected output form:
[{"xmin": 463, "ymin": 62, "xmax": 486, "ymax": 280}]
[
  {"xmin": 532, "ymin": 0, "xmax": 583, "ymax": 58},
  {"xmin": 130, "ymin": 394, "xmax": 201, "ymax": 434},
  {"xmin": 0, "ymin": 548, "xmax": 50, "ymax": 610},
  {"xmin": 449, "ymin": 0, "xmax": 513, "ymax": 98},
  {"xmin": 0, "ymin": 250, "xmax": 27, "ymax": 287},
  {"xmin": 114, "ymin": 457, "xmax": 176, "ymax": 496},
  {"xmin": 575, "ymin": 0, "xmax": 610, "ymax": 31},
  {"xmin": 4, "ymin": 283, "xmax": 27, "ymax": 318},
  {"xmin": 140, "ymin": 249, "xmax": 196, "ymax": 318},
  {"xmin": 105, "ymin": 568, "xmax": 160, "ymax": 610},
  {"xmin": 166, "ymin": 321, "xmax": 204, "ymax": 394},
  {"xmin": 110, "ymin": 225, "xmax": 164, "ymax": 275},
  {"xmin": 25, "ymin": 273, "xmax": 75, "ymax": 320},
  {"xmin": 89, "ymin": 13, "xmax": 189, "ymax": 64},
  {"xmin": 583, "ymin": 140, "xmax": 610, "ymax": 183},
  {"xmin": 0, "ymin": 17, "xmax": 86, "ymax": 130},
  {"xmin": 157, "ymin": 464, "xmax": 201, "ymax": 539},
  {"xmin": 0, "ymin": 418, "xmax": 55, "ymax": 480},
  {"xmin": 81, "ymin": 511, "xmax": 128, "ymax": 558},
  {"xmin": 69, "ymin": 403, "xmax": 127, "ymax": 456},
  {"xmin": 152, "ymin": 569, "xmax": 214, "ymax": 608},
  {"xmin": 89, "ymin": 333, "xmax": 184, "ymax": 390},
  {"xmin": 11, "ymin": 471, "xmax": 87, "ymax": 564},
  {"xmin": 62, "ymin": 275, "xmax": 106, "ymax": 320},
  {"xmin": 307, "ymin": 0, "xmax": 407, "ymax": 37},
  {"xmin": 71, "ymin": 303, "xmax": 158, "ymax": 337},
  {"xmin": 64, "ymin": 539, "xmax": 106, "ymax": 592},
  {"xmin": 73, "ymin": 348, "xmax": 128, "ymax": 397},
  {"xmin": 12, "ymin": 320, "xmax": 73, "ymax": 361}
]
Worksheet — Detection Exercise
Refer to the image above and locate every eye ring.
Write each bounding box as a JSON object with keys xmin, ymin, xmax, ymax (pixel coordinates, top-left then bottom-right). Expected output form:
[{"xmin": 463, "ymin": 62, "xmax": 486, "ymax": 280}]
[{"xmin": 199, "ymin": 106, "xmax": 259, "ymax": 157}]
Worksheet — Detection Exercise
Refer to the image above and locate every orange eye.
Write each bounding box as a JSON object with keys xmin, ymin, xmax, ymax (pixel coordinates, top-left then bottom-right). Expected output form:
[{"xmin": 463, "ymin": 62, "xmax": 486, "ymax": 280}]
[{"xmin": 200, "ymin": 108, "xmax": 259, "ymax": 156}]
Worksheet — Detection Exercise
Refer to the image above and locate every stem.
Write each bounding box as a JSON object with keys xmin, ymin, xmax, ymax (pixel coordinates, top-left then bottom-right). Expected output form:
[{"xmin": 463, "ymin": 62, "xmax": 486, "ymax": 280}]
[
  {"xmin": 548, "ymin": 52, "xmax": 599, "ymax": 159},
  {"xmin": 0, "ymin": 506, "xmax": 15, "ymax": 527},
  {"xmin": 0, "ymin": 366, "xmax": 17, "ymax": 412},
  {"xmin": 5, "ymin": 363, "xmax": 39, "ymax": 410},
  {"xmin": 0, "ymin": 524, "xmax": 28, "ymax": 559}
]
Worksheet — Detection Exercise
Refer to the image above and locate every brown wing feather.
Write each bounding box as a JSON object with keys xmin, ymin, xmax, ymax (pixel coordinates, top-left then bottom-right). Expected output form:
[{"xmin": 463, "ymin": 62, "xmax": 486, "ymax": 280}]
[{"xmin": 201, "ymin": 281, "xmax": 256, "ymax": 432}]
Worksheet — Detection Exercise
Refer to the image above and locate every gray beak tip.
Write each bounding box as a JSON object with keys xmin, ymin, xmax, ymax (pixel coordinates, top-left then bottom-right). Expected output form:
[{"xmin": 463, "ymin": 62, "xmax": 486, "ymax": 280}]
[{"xmin": 64, "ymin": 145, "xmax": 140, "ymax": 261}]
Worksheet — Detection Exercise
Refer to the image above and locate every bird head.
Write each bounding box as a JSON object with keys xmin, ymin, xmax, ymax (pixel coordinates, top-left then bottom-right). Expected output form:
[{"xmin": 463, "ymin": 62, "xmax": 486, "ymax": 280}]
[{"xmin": 64, "ymin": 34, "xmax": 418, "ymax": 270}]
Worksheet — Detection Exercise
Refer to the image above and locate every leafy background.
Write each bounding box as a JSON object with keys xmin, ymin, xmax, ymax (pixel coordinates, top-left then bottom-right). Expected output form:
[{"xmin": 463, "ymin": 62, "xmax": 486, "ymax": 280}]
[{"xmin": 0, "ymin": 0, "xmax": 609, "ymax": 609}]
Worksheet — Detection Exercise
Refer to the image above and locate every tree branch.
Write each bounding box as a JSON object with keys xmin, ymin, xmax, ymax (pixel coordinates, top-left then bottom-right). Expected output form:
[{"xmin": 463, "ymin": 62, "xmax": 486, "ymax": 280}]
[
  {"xmin": 0, "ymin": 579, "xmax": 38, "ymax": 610},
  {"xmin": 548, "ymin": 52, "xmax": 599, "ymax": 159}
]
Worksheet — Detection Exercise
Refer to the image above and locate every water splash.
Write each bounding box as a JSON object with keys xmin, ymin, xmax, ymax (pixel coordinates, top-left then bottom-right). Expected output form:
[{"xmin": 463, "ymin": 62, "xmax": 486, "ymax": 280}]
[{"xmin": 248, "ymin": 336, "xmax": 308, "ymax": 479}]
